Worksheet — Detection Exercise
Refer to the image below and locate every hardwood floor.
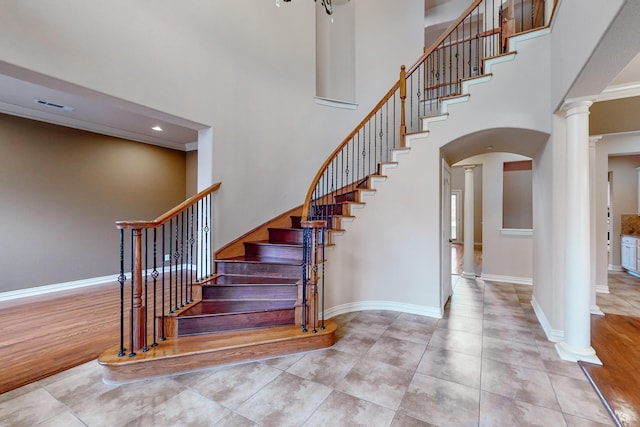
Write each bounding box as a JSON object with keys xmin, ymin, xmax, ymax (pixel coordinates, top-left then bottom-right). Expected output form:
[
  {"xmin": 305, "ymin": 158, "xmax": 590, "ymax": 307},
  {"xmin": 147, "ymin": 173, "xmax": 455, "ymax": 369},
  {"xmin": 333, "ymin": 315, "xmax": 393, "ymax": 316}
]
[
  {"xmin": 0, "ymin": 284, "xmax": 121, "ymax": 394},
  {"xmin": 580, "ymin": 314, "xmax": 640, "ymax": 427},
  {"xmin": 451, "ymin": 242, "xmax": 482, "ymax": 275}
]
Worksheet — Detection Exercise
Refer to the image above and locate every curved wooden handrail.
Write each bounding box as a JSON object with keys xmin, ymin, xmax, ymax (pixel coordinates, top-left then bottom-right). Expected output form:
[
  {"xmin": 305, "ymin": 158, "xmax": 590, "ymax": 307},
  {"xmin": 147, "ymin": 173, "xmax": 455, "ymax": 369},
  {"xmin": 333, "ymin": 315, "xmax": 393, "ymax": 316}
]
[
  {"xmin": 301, "ymin": 81, "xmax": 401, "ymax": 220},
  {"xmin": 116, "ymin": 182, "xmax": 221, "ymax": 230},
  {"xmin": 301, "ymin": 0, "xmax": 485, "ymax": 220}
]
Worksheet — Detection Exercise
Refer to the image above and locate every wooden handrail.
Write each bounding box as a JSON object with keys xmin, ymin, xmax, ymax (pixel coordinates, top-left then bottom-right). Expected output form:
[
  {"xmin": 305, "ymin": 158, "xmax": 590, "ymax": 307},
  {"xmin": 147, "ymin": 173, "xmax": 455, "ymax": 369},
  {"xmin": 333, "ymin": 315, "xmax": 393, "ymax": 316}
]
[
  {"xmin": 116, "ymin": 182, "xmax": 221, "ymax": 230},
  {"xmin": 301, "ymin": 0, "xmax": 485, "ymax": 220},
  {"xmin": 301, "ymin": 82, "xmax": 400, "ymax": 219},
  {"xmin": 406, "ymin": 0, "xmax": 485, "ymax": 76}
]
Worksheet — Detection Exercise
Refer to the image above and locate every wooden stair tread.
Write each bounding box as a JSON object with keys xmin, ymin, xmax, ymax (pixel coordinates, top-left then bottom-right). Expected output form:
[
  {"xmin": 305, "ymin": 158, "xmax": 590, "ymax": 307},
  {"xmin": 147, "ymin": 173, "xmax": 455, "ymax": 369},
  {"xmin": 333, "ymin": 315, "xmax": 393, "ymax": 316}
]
[
  {"xmin": 99, "ymin": 321, "xmax": 337, "ymax": 384},
  {"xmin": 178, "ymin": 300, "xmax": 295, "ymax": 317},
  {"xmin": 247, "ymin": 240, "xmax": 302, "ymax": 248},
  {"xmin": 207, "ymin": 275, "xmax": 298, "ymax": 285},
  {"xmin": 217, "ymin": 255, "xmax": 303, "ymax": 264}
]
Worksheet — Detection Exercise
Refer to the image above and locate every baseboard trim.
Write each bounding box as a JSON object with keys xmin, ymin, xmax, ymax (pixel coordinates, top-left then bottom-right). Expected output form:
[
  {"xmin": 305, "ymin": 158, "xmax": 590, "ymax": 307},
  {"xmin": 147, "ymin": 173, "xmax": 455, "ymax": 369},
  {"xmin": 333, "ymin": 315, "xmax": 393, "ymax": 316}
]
[
  {"xmin": 324, "ymin": 300, "xmax": 443, "ymax": 320},
  {"xmin": 0, "ymin": 264, "xmax": 196, "ymax": 302},
  {"xmin": 531, "ymin": 296, "xmax": 564, "ymax": 342},
  {"xmin": 596, "ymin": 285, "xmax": 610, "ymax": 294},
  {"xmin": 608, "ymin": 264, "xmax": 623, "ymax": 272},
  {"xmin": 480, "ymin": 273, "xmax": 532, "ymax": 286}
]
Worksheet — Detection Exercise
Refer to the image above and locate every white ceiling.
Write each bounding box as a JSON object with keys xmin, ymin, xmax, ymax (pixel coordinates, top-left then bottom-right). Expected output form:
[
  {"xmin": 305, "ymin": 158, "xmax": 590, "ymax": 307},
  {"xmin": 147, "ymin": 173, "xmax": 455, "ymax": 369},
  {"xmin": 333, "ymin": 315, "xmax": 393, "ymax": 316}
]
[{"xmin": 0, "ymin": 62, "xmax": 203, "ymax": 151}]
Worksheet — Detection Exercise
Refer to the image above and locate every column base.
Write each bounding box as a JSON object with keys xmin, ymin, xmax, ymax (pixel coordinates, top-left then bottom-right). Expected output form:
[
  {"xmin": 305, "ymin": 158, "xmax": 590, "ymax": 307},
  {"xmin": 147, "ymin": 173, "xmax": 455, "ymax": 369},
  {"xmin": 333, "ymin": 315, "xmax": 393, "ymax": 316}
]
[
  {"xmin": 590, "ymin": 305, "xmax": 604, "ymax": 316},
  {"xmin": 461, "ymin": 272, "xmax": 476, "ymax": 279},
  {"xmin": 555, "ymin": 341, "xmax": 602, "ymax": 365}
]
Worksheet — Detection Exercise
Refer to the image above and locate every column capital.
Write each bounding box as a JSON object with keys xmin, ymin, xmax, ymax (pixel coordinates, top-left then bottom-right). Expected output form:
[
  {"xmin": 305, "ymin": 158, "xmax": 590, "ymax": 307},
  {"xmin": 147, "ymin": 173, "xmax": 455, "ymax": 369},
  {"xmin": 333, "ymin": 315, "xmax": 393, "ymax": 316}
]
[
  {"xmin": 463, "ymin": 165, "xmax": 476, "ymax": 171},
  {"xmin": 561, "ymin": 99, "xmax": 593, "ymax": 117},
  {"xmin": 588, "ymin": 136, "xmax": 602, "ymax": 147}
]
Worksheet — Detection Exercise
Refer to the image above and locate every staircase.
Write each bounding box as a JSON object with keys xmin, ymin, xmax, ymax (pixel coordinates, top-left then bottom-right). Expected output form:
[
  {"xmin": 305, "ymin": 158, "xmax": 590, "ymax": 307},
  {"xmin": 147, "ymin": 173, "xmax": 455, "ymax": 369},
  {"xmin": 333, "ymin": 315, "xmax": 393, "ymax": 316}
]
[
  {"xmin": 100, "ymin": 0, "xmax": 555, "ymax": 384},
  {"xmin": 169, "ymin": 217, "xmax": 304, "ymax": 336}
]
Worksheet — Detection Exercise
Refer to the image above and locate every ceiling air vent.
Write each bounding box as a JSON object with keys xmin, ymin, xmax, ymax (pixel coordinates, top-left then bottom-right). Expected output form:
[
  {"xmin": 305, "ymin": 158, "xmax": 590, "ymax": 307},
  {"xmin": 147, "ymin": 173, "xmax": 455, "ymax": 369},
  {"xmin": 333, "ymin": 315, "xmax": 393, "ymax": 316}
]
[{"xmin": 34, "ymin": 99, "xmax": 75, "ymax": 112}]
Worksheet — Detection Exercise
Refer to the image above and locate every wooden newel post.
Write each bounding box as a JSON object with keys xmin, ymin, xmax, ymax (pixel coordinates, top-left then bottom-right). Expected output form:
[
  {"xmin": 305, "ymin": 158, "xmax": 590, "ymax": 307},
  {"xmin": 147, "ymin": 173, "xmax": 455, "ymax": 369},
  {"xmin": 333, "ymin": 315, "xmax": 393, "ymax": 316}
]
[
  {"xmin": 399, "ymin": 65, "xmax": 407, "ymax": 147},
  {"xmin": 131, "ymin": 228, "xmax": 145, "ymax": 351},
  {"xmin": 297, "ymin": 220, "xmax": 326, "ymax": 332}
]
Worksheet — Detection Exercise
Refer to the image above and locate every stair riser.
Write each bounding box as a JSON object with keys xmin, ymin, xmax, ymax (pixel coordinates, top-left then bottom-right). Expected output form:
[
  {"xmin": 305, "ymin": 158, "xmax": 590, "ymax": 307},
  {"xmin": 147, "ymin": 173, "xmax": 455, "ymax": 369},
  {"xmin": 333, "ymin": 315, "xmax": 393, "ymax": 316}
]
[
  {"xmin": 244, "ymin": 243, "xmax": 303, "ymax": 260},
  {"xmin": 178, "ymin": 309, "xmax": 295, "ymax": 336},
  {"xmin": 335, "ymin": 192, "xmax": 357, "ymax": 203},
  {"xmin": 268, "ymin": 228, "xmax": 303, "ymax": 244},
  {"xmin": 216, "ymin": 261, "xmax": 301, "ymax": 279},
  {"xmin": 202, "ymin": 285, "xmax": 297, "ymax": 300}
]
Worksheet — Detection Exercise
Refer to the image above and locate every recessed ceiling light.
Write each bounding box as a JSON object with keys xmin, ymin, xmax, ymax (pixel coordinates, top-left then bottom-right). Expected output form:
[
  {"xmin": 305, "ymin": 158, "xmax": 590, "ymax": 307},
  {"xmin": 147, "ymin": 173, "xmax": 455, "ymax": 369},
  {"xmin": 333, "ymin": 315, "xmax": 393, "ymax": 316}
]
[
  {"xmin": 151, "ymin": 125, "xmax": 163, "ymax": 132},
  {"xmin": 487, "ymin": 145, "xmax": 494, "ymax": 150}
]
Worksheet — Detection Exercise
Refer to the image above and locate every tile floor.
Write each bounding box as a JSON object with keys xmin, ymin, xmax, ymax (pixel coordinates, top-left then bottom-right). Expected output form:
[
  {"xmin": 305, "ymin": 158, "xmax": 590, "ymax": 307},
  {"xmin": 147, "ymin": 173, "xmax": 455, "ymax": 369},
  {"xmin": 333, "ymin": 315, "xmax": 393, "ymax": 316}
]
[{"xmin": 2, "ymin": 274, "xmax": 629, "ymax": 427}]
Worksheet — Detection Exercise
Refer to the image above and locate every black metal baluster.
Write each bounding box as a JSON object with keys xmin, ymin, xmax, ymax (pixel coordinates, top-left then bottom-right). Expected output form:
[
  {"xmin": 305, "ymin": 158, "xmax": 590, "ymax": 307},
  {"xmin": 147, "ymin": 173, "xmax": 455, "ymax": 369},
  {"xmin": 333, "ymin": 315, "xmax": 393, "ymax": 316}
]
[
  {"xmin": 301, "ymin": 227, "xmax": 310, "ymax": 332},
  {"xmin": 129, "ymin": 230, "xmax": 136, "ymax": 357},
  {"xmin": 188, "ymin": 205, "xmax": 194, "ymax": 303},
  {"xmin": 160, "ymin": 224, "xmax": 166, "ymax": 340},
  {"xmin": 208, "ymin": 194, "xmax": 213, "ymax": 277},
  {"xmin": 168, "ymin": 218, "xmax": 173, "ymax": 314},
  {"xmin": 180, "ymin": 211, "xmax": 184, "ymax": 308},
  {"xmin": 476, "ymin": 7, "xmax": 480, "ymax": 75},
  {"xmin": 320, "ymin": 224, "xmax": 326, "ymax": 330},
  {"xmin": 118, "ymin": 229, "xmax": 126, "ymax": 357},
  {"xmin": 143, "ymin": 229, "xmax": 149, "ymax": 352},
  {"xmin": 152, "ymin": 227, "xmax": 158, "ymax": 347}
]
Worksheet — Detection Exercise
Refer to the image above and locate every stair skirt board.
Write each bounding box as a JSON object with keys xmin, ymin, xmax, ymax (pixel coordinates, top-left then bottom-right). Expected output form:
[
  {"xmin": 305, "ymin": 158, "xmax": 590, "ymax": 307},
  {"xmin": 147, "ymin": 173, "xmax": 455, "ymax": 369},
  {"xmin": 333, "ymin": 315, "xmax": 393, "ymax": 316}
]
[
  {"xmin": 324, "ymin": 301, "xmax": 443, "ymax": 320},
  {"xmin": 99, "ymin": 320, "xmax": 337, "ymax": 385}
]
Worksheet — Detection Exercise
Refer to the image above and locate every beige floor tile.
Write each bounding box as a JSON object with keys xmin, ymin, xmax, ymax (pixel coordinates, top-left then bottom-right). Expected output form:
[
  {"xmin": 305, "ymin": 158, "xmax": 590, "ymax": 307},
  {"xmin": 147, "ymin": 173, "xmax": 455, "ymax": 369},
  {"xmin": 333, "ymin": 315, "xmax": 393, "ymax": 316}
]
[
  {"xmin": 125, "ymin": 389, "xmax": 231, "ymax": 427},
  {"xmin": 335, "ymin": 358, "xmax": 413, "ymax": 410},
  {"xmin": 478, "ymin": 390, "xmax": 567, "ymax": 427},
  {"xmin": 399, "ymin": 373, "xmax": 479, "ymax": 427},
  {"xmin": 417, "ymin": 347, "xmax": 481, "ymax": 388},
  {"xmin": 303, "ymin": 390, "xmax": 395, "ymax": 427},
  {"xmin": 480, "ymin": 358, "xmax": 560, "ymax": 410},
  {"xmin": 365, "ymin": 336, "xmax": 427, "ymax": 371},
  {"xmin": 0, "ymin": 387, "xmax": 69, "ymax": 426},
  {"xmin": 383, "ymin": 317, "xmax": 436, "ymax": 344},
  {"xmin": 175, "ymin": 362, "xmax": 282, "ymax": 409},
  {"xmin": 549, "ymin": 373, "xmax": 613, "ymax": 425},
  {"xmin": 391, "ymin": 412, "xmax": 439, "ymax": 427},
  {"xmin": 235, "ymin": 372, "xmax": 331, "ymax": 427},
  {"xmin": 428, "ymin": 327, "xmax": 483, "ymax": 357},
  {"xmin": 286, "ymin": 348, "xmax": 359, "ymax": 386}
]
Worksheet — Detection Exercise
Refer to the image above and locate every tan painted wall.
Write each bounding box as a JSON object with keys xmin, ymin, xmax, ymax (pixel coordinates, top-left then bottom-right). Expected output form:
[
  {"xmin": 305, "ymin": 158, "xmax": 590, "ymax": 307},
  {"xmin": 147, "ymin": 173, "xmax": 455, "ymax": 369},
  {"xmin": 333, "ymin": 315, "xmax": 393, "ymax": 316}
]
[
  {"xmin": 186, "ymin": 150, "xmax": 198, "ymax": 197},
  {"xmin": 591, "ymin": 97, "xmax": 640, "ymax": 136},
  {"xmin": 0, "ymin": 113, "xmax": 186, "ymax": 292}
]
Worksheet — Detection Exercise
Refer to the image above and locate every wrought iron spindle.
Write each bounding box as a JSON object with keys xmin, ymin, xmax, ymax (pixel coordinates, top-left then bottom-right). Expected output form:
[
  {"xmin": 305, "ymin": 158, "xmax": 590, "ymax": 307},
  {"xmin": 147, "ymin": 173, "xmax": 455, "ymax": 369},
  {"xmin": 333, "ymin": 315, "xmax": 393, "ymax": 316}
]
[
  {"xmin": 168, "ymin": 218, "xmax": 173, "ymax": 313},
  {"xmin": 143, "ymin": 229, "xmax": 149, "ymax": 352},
  {"xmin": 160, "ymin": 224, "xmax": 166, "ymax": 340},
  {"xmin": 152, "ymin": 227, "xmax": 158, "ymax": 347},
  {"xmin": 129, "ymin": 230, "xmax": 136, "ymax": 357},
  {"xmin": 118, "ymin": 230, "xmax": 126, "ymax": 357}
]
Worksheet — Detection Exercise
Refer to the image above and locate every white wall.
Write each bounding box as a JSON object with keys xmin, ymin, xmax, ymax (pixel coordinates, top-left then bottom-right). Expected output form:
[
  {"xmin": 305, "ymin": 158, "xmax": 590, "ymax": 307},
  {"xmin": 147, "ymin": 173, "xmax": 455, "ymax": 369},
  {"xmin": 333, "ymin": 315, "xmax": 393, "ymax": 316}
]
[
  {"xmin": 325, "ymin": 28, "xmax": 551, "ymax": 316},
  {"xmin": 0, "ymin": 0, "xmax": 424, "ymax": 252},
  {"xmin": 595, "ymin": 134, "xmax": 640, "ymax": 274},
  {"xmin": 457, "ymin": 153, "xmax": 533, "ymax": 284},
  {"xmin": 450, "ymin": 166, "xmax": 483, "ymax": 244}
]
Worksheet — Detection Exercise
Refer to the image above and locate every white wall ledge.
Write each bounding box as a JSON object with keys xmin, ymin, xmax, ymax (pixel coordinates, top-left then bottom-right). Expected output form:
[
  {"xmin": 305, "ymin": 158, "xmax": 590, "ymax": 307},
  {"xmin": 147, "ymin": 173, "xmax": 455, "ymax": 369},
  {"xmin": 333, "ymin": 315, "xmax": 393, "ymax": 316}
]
[
  {"xmin": 314, "ymin": 97, "xmax": 358, "ymax": 110},
  {"xmin": 500, "ymin": 228, "xmax": 533, "ymax": 236}
]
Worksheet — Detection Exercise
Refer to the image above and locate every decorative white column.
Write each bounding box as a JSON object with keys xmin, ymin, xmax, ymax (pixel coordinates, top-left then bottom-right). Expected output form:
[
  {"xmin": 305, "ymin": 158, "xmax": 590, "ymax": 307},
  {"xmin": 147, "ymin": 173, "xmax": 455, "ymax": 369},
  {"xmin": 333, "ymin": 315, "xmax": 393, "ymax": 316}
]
[
  {"xmin": 556, "ymin": 101, "xmax": 601, "ymax": 365},
  {"xmin": 462, "ymin": 166, "xmax": 476, "ymax": 279},
  {"xmin": 589, "ymin": 137, "xmax": 603, "ymax": 316}
]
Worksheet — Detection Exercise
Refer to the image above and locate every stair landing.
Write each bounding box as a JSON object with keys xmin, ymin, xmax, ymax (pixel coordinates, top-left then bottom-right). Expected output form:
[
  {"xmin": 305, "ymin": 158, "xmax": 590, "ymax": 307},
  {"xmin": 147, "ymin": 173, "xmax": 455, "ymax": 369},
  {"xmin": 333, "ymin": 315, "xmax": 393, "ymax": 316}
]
[{"xmin": 99, "ymin": 320, "xmax": 337, "ymax": 384}]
